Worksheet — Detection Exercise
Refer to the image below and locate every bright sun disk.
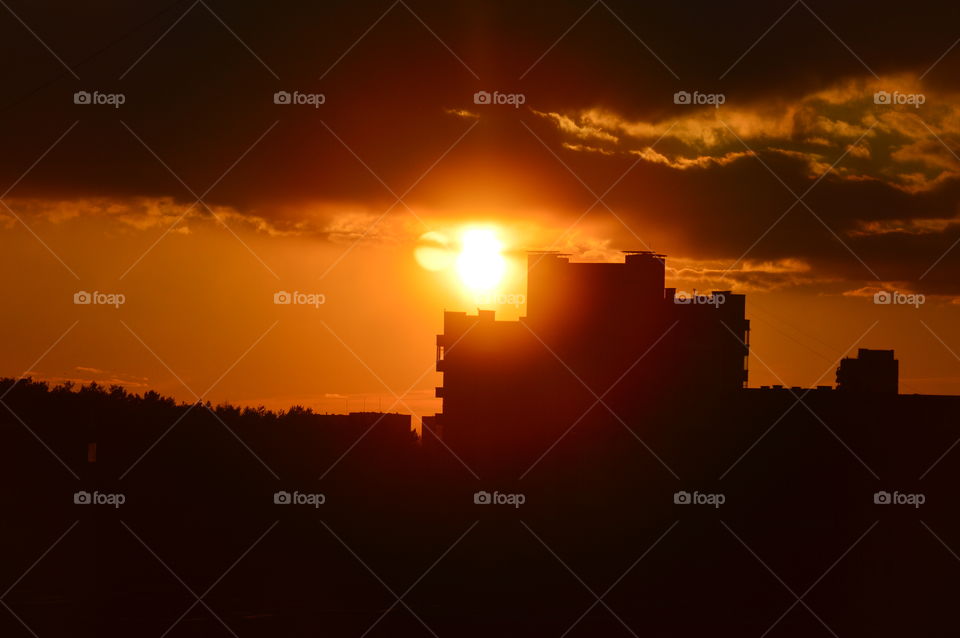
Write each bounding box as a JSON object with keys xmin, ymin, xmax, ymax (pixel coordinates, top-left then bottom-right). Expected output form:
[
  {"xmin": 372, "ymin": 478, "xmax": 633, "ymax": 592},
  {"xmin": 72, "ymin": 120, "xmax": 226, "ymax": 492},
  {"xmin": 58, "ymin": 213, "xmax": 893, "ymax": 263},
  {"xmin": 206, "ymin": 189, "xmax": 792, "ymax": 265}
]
[{"xmin": 456, "ymin": 228, "xmax": 506, "ymax": 291}]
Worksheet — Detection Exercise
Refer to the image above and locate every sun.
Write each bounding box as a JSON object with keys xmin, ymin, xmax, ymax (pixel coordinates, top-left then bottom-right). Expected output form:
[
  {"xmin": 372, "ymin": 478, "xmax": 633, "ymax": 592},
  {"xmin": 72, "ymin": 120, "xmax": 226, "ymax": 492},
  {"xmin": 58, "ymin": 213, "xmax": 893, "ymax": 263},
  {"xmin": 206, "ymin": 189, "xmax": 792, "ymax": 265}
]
[
  {"xmin": 455, "ymin": 228, "xmax": 506, "ymax": 291},
  {"xmin": 414, "ymin": 227, "xmax": 508, "ymax": 293}
]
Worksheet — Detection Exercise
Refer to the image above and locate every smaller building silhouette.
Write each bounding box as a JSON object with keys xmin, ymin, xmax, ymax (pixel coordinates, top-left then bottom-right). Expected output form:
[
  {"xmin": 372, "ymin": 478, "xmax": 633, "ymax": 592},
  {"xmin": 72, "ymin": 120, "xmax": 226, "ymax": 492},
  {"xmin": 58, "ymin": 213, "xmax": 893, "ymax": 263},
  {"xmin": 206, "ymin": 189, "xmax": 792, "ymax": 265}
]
[{"xmin": 836, "ymin": 348, "xmax": 899, "ymax": 394}]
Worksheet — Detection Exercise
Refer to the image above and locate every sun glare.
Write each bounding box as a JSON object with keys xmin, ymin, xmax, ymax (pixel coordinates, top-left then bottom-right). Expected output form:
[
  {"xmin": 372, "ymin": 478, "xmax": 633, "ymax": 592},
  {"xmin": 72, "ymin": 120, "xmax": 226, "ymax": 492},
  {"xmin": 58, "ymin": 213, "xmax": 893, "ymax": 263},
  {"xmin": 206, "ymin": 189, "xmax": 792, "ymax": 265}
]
[
  {"xmin": 455, "ymin": 228, "xmax": 506, "ymax": 291},
  {"xmin": 414, "ymin": 231, "xmax": 454, "ymax": 271}
]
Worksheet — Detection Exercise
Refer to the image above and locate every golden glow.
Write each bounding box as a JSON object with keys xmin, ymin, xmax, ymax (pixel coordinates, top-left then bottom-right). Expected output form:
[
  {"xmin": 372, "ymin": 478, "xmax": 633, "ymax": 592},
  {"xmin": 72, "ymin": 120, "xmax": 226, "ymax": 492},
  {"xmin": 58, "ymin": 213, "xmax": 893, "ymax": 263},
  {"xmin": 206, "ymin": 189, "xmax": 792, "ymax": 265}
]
[
  {"xmin": 455, "ymin": 228, "xmax": 506, "ymax": 291},
  {"xmin": 414, "ymin": 231, "xmax": 455, "ymax": 271}
]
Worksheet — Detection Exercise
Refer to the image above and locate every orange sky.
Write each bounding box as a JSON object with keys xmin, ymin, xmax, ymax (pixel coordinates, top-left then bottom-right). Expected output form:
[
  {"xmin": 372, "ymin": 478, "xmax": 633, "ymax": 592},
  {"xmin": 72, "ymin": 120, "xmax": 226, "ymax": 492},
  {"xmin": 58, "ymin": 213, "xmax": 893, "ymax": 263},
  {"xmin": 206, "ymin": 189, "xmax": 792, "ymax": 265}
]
[{"xmin": 2, "ymin": 211, "xmax": 960, "ymax": 427}]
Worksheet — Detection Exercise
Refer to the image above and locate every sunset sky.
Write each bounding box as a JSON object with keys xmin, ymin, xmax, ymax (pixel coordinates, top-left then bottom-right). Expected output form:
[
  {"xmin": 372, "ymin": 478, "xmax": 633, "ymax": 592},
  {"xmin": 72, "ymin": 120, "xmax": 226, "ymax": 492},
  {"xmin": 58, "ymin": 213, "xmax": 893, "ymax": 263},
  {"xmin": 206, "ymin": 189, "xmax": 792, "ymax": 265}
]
[{"xmin": 3, "ymin": 0, "xmax": 960, "ymax": 421}]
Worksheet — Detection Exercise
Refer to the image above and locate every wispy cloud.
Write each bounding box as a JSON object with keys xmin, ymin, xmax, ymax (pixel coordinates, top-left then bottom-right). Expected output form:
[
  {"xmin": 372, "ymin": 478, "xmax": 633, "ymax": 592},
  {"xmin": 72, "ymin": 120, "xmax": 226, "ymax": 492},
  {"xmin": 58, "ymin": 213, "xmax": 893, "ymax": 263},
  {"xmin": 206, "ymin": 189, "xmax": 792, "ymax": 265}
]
[{"xmin": 536, "ymin": 73, "xmax": 960, "ymax": 193}]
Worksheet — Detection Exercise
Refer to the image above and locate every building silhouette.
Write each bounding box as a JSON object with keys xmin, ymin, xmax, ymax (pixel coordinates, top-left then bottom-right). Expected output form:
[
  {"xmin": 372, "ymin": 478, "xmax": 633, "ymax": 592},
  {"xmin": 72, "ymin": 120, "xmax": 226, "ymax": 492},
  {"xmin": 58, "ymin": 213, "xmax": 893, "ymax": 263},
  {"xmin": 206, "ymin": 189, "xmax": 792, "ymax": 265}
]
[
  {"xmin": 836, "ymin": 348, "xmax": 899, "ymax": 394},
  {"xmin": 428, "ymin": 251, "xmax": 749, "ymax": 470},
  {"xmin": 425, "ymin": 251, "xmax": 960, "ymax": 476}
]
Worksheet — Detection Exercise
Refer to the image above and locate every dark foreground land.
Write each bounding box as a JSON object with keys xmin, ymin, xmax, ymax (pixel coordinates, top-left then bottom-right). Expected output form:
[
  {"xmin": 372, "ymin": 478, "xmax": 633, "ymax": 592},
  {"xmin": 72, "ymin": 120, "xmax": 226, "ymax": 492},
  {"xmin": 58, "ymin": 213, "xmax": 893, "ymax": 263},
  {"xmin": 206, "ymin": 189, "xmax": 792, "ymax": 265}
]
[{"xmin": 2, "ymin": 379, "xmax": 959, "ymax": 637}]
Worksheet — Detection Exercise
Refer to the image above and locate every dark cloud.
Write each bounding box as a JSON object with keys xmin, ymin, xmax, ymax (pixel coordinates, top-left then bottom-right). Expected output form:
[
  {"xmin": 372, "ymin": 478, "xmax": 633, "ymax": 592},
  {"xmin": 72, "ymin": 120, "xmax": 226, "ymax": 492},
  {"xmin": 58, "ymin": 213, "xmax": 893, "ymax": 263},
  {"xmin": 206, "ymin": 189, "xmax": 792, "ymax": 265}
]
[{"xmin": 3, "ymin": 0, "xmax": 960, "ymax": 291}]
